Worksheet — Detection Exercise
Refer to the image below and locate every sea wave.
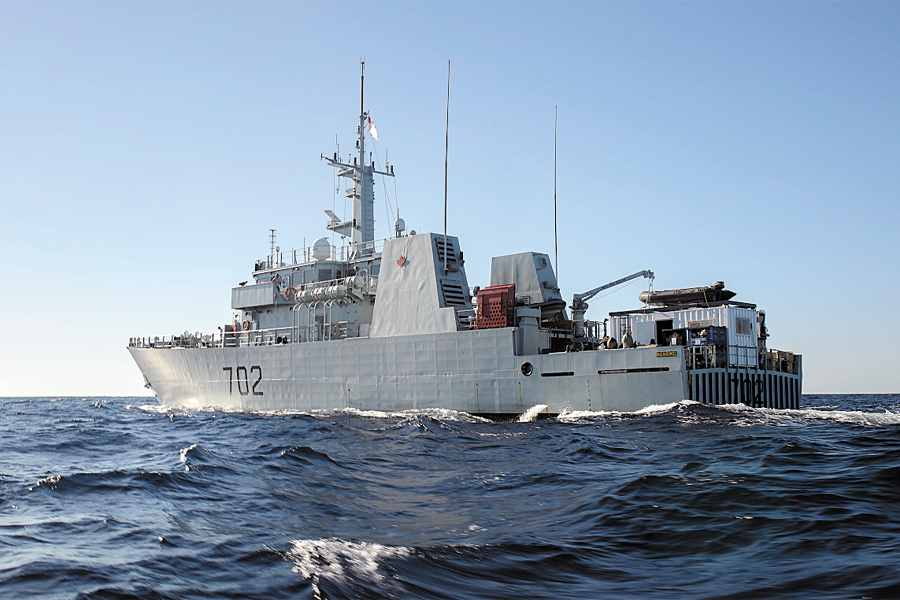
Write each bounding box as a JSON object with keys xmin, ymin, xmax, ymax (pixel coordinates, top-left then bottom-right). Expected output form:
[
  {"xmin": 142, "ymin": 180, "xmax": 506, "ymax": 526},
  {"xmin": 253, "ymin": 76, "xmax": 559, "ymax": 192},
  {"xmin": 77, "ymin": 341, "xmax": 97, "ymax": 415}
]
[
  {"xmin": 327, "ymin": 407, "xmax": 491, "ymax": 423},
  {"xmin": 127, "ymin": 402, "xmax": 495, "ymax": 424},
  {"xmin": 716, "ymin": 403, "xmax": 900, "ymax": 427},
  {"xmin": 556, "ymin": 399, "xmax": 900, "ymax": 428},
  {"xmin": 178, "ymin": 443, "xmax": 198, "ymax": 469},
  {"xmin": 4, "ymin": 395, "xmax": 900, "ymax": 599},
  {"xmin": 518, "ymin": 404, "xmax": 550, "ymax": 422},
  {"xmin": 556, "ymin": 399, "xmax": 688, "ymax": 421},
  {"xmin": 287, "ymin": 537, "xmax": 412, "ymax": 597}
]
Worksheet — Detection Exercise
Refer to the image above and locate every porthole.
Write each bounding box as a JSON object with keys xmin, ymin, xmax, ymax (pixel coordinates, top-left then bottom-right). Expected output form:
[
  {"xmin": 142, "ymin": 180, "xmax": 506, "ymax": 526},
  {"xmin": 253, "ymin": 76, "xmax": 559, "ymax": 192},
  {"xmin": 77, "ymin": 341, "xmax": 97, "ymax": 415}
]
[{"xmin": 521, "ymin": 362, "xmax": 533, "ymax": 376}]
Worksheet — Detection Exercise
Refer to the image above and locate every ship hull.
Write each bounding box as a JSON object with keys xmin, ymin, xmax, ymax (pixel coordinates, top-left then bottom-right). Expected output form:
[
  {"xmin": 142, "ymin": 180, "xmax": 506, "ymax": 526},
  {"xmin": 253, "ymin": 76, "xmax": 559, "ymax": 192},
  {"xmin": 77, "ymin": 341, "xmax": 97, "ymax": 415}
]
[
  {"xmin": 129, "ymin": 328, "xmax": 691, "ymax": 415},
  {"xmin": 130, "ymin": 328, "xmax": 801, "ymax": 415}
]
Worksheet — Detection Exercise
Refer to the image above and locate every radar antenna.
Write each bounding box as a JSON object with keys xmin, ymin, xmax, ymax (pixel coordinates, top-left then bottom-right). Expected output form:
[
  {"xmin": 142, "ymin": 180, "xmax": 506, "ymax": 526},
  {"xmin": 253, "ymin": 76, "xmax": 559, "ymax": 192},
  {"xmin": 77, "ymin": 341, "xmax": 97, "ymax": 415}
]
[{"xmin": 321, "ymin": 61, "xmax": 394, "ymax": 260}]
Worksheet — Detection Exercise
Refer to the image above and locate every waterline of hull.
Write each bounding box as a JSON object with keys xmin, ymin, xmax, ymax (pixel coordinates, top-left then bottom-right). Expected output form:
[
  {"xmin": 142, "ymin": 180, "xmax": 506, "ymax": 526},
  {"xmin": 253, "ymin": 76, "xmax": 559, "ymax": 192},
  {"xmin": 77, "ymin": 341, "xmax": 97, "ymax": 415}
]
[{"xmin": 129, "ymin": 329, "xmax": 688, "ymax": 414}]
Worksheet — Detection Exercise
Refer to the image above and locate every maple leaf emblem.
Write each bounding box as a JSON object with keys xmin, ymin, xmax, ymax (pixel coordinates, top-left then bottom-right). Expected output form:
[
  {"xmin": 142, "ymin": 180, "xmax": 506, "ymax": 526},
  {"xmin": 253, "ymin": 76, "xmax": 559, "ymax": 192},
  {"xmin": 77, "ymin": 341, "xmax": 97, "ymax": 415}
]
[{"xmin": 397, "ymin": 255, "xmax": 407, "ymax": 267}]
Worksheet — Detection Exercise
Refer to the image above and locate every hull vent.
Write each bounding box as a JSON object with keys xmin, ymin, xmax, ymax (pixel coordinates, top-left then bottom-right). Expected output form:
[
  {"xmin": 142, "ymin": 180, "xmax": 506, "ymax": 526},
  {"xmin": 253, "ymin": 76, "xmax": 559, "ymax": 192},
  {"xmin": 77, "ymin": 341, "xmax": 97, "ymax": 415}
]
[
  {"xmin": 440, "ymin": 280, "xmax": 468, "ymax": 307},
  {"xmin": 435, "ymin": 237, "xmax": 457, "ymax": 265}
]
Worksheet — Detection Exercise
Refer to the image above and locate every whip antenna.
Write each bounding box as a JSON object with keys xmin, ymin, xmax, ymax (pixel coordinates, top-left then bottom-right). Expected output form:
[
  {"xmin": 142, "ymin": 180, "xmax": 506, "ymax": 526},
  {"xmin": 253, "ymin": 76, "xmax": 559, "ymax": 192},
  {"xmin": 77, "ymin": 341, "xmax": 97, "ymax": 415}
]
[
  {"xmin": 554, "ymin": 105, "xmax": 559, "ymax": 281},
  {"xmin": 443, "ymin": 60, "xmax": 451, "ymax": 273}
]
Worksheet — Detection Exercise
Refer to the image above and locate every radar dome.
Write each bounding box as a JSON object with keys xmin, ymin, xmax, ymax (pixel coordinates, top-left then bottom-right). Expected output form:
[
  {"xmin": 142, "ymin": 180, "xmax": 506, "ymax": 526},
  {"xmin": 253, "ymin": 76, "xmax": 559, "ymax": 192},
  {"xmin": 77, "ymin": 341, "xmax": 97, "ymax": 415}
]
[{"xmin": 312, "ymin": 237, "xmax": 331, "ymax": 261}]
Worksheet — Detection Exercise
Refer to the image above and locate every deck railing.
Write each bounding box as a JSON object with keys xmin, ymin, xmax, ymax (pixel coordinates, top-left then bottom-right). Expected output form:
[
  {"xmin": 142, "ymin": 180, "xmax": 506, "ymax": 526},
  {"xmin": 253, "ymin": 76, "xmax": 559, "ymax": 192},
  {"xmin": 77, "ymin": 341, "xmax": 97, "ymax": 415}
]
[
  {"xmin": 129, "ymin": 326, "xmax": 300, "ymax": 350},
  {"xmin": 683, "ymin": 343, "xmax": 800, "ymax": 373},
  {"xmin": 255, "ymin": 238, "xmax": 387, "ymax": 272}
]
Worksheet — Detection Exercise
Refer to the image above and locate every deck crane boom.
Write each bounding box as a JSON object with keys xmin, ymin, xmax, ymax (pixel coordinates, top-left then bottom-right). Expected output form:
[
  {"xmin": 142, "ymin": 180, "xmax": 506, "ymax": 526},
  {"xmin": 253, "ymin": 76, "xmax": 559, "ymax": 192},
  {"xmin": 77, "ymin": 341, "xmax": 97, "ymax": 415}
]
[{"xmin": 571, "ymin": 270, "xmax": 655, "ymax": 341}]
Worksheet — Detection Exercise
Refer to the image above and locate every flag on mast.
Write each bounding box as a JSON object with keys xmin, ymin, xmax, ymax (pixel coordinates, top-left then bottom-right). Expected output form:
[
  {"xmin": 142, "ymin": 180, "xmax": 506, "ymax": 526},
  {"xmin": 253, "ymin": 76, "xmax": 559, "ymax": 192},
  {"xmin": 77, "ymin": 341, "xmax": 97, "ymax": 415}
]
[{"xmin": 367, "ymin": 116, "xmax": 378, "ymax": 141}]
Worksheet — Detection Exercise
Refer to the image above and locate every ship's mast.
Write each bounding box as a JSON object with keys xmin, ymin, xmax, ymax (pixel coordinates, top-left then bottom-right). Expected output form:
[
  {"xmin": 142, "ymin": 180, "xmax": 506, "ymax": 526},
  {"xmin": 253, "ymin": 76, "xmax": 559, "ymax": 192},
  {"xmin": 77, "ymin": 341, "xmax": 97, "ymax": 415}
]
[{"xmin": 323, "ymin": 61, "xmax": 393, "ymax": 260}]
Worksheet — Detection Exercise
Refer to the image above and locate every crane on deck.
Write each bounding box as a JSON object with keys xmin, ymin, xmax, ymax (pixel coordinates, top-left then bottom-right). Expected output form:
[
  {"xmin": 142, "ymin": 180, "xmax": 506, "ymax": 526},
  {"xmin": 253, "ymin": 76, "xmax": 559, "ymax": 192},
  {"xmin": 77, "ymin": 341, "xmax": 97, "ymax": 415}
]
[{"xmin": 571, "ymin": 270, "xmax": 655, "ymax": 344}]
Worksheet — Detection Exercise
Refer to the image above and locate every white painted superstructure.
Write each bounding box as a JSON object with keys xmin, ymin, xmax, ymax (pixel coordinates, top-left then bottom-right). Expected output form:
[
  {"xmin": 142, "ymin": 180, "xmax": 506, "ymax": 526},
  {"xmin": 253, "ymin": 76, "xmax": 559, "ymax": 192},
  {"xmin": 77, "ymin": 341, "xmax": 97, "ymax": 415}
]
[{"xmin": 129, "ymin": 64, "xmax": 802, "ymax": 416}]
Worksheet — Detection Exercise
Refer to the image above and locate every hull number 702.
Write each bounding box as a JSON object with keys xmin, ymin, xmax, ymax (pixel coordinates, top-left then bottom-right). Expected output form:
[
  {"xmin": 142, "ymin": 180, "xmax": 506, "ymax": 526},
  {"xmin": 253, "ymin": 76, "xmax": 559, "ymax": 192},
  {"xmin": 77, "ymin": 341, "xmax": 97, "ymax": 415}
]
[{"xmin": 223, "ymin": 366, "xmax": 263, "ymax": 396}]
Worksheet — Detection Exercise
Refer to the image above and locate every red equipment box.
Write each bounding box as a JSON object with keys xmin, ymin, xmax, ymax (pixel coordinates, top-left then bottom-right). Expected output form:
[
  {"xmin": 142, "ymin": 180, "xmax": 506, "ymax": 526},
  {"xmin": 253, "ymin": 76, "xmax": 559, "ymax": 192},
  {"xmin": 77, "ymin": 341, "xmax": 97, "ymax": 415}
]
[{"xmin": 476, "ymin": 284, "xmax": 516, "ymax": 329}]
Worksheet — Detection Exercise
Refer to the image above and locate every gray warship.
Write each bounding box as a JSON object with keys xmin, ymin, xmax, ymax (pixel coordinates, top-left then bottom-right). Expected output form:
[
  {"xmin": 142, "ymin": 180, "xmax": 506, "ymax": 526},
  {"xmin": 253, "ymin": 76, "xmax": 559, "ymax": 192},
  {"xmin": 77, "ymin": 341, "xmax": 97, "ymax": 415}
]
[{"xmin": 129, "ymin": 66, "xmax": 802, "ymax": 417}]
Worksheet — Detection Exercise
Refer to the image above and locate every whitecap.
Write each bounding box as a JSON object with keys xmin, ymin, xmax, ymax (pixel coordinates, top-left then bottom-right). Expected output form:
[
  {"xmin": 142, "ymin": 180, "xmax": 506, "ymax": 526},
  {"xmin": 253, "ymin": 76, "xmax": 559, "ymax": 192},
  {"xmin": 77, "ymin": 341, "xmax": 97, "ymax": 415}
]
[
  {"xmin": 127, "ymin": 403, "xmax": 234, "ymax": 414},
  {"xmin": 314, "ymin": 407, "xmax": 491, "ymax": 423},
  {"xmin": 179, "ymin": 444, "xmax": 198, "ymax": 464},
  {"xmin": 715, "ymin": 403, "xmax": 900, "ymax": 427},
  {"xmin": 556, "ymin": 399, "xmax": 694, "ymax": 421},
  {"xmin": 518, "ymin": 404, "xmax": 549, "ymax": 422},
  {"xmin": 287, "ymin": 537, "xmax": 412, "ymax": 595},
  {"xmin": 135, "ymin": 404, "xmax": 491, "ymax": 423},
  {"xmin": 29, "ymin": 474, "xmax": 62, "ymax": 491},
  {"xmin": 637, "ymin": 400, "xmax": 698, "ymax": 414},
  {"xmin": 127, "ymin": 403, "xmax": 170, "ymax": 413}
]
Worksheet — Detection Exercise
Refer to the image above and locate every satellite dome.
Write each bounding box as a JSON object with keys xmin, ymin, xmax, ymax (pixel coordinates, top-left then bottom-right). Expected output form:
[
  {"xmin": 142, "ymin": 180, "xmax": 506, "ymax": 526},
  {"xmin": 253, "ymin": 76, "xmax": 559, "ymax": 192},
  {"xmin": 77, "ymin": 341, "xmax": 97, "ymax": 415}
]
[{"xmin": 312, "ymin": 237, "xmax": 331, "ymax": 261}]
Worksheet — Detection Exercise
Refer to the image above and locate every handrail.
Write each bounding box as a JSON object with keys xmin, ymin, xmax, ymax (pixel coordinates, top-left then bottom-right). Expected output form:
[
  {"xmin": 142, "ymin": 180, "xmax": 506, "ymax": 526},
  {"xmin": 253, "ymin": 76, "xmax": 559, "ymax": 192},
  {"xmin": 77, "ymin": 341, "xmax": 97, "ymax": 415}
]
[
  {"xmin": 682, "ymin": 343, "xmax": 800, "ymax": 373},
  {"xmin": 255, "ymin": 237, "xmax": 389, "ymax": 271},
  {"xmin": 129, "ymin": 326, "xmax": 299, "ymax": 350}
]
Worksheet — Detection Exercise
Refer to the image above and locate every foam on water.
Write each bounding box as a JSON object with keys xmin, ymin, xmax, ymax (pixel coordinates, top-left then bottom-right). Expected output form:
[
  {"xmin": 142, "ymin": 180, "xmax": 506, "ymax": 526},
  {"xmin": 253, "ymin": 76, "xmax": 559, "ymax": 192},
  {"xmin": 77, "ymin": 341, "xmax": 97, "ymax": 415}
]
[
  {"xmin": 129, "ymin": 401, "xmax": 494, "ymax": 423},
  {"xmin": 555, "ymin": 398, "xmax": 900, "ymax": 428},
  {"xmin": 28, "ymin": 474, "xmax": 61, "ymax": 491},
  {"xmin": 556, "ymin": 399, "xmax": 689, "ymax": 421},
  {"xmin": 3, "ymin": 394, "xmax": 899, "ymax": 599},
  {"xmin": 128, "ymin": 402, "xmax": 236, "ymax": 414},
  {"xmin": 178, "ymin": 444, "xmax": 198, "ymax": 462},
  {"xmin": 518, "ymin": 404, "xmax": 549, "ymax": 422},
  {"xmin": 711, "ymin": 402, "xmax": 900, "ymax": 427},
  {"xmin": 287, "ymin": 537, "xmax": 412, "ymax": 596},
  {"xmin": 330, "ymin": 406, "xmax": 491, "ymax": 423},
  {"xmin": 127, "ymin": 402, "xmax": 181, "ymax": 413},
  {"xmin": 134, "ymin": 398, "xmax": 900, "ymax": 428}
]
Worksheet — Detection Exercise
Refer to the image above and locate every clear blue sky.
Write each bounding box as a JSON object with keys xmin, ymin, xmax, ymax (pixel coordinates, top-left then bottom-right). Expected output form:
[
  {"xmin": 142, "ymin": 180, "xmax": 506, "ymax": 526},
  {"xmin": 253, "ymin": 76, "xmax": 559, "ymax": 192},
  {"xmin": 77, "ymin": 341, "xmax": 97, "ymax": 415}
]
[{"xmin": 1, "ymin": 1, "xmax": 897, "ymax": 396}]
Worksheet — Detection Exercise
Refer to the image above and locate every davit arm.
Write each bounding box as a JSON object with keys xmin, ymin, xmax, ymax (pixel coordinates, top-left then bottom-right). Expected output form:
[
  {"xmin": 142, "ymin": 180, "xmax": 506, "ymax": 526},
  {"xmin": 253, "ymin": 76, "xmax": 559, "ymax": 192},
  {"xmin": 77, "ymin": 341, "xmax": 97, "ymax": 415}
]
[{"xmin": 571, "ymin": 270, "xmax": 654, "ymax": 340}]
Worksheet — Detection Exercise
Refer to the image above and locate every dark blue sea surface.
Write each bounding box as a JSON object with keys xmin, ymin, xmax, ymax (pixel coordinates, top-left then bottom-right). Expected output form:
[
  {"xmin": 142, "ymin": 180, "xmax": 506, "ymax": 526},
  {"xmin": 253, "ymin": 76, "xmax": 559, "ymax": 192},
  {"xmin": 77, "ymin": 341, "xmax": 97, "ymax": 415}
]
[{"xmin": 2, "ymin": 395, "xmax": 899, "ymax": 599}]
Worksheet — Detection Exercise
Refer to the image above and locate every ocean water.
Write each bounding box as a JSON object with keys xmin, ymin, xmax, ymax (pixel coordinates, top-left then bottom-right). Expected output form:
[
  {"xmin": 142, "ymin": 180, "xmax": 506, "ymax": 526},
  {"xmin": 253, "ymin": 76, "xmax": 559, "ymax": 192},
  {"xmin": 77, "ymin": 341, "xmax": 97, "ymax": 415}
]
[{"xmin": 1, "ymin": 395, "xmax": 899, "ymax": 600}]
